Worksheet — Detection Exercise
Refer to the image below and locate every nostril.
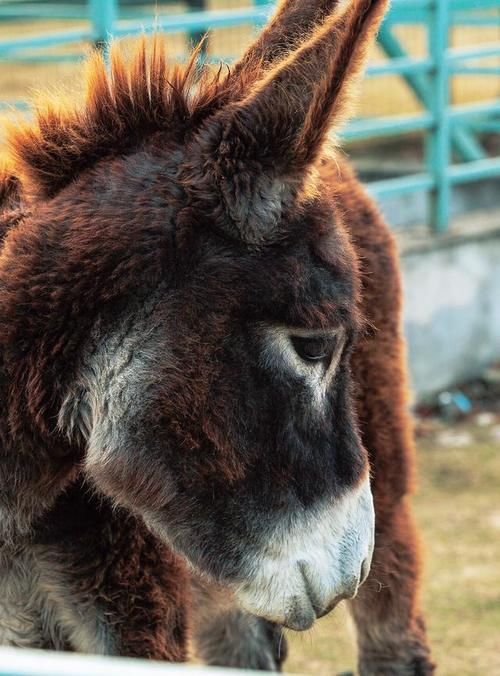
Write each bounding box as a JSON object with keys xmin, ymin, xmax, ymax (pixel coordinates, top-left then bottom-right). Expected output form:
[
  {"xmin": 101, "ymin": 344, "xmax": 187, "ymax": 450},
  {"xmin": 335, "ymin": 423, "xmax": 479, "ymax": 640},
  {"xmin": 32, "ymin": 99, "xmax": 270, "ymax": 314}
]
[{"xmin": 360, "ymin": 557, "xmax": 371, "ymax": 586}]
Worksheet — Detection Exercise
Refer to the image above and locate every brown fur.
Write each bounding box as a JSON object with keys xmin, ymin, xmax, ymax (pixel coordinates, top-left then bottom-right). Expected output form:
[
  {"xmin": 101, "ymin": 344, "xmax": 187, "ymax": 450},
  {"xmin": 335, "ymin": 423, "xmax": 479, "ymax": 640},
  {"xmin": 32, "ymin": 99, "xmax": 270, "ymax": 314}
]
[
  {"xmin": 332, "ymin": 161, "xmax": 433, "ymax": 674},
  {"xmin": 190, "ymin": 160, "xmax": 434, "ymax": 674},
  {"xmin": 1, "ymin": 0, "xmax": 433, "ymax": 671},
  {"xmin": 8, "ymin": 40, "xmax": 221, "ymax": 199},
  {"xmin": 0, "ymin": 168, "xmax": 22, "ymax": 242},
  {"xmin": 34, "ymin": 485, "xmax": 190, "ymax": 658}
]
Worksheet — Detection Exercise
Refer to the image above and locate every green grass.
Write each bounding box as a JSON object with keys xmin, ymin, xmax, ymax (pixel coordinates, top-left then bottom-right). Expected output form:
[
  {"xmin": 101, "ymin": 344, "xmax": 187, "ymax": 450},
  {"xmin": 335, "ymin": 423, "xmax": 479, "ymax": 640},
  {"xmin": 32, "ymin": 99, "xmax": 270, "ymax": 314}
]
[{"xmin": 285, "ymin": 418, "xmax": 500, "ymax": 675}]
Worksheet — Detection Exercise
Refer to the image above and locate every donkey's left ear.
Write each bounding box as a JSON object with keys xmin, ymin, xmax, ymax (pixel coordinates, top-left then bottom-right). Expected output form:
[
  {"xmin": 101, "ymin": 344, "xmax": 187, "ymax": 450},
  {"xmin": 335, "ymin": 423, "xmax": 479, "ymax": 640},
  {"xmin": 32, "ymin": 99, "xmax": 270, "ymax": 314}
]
[{"xmin": 183, "ymin": 0, "xmax": 388, "ymax": 246}]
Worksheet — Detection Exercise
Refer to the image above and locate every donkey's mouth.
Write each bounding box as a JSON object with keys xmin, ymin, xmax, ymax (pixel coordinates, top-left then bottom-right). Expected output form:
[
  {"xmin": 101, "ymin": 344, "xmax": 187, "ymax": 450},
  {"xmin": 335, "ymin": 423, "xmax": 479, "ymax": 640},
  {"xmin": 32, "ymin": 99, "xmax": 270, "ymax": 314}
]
[
  {"xmin": 232, "ymin": 476, "xmax": 375, "ymax": 630},
  {"xmin": 235, "ymin": 559, "xmax": 366, "ymax": 631}
]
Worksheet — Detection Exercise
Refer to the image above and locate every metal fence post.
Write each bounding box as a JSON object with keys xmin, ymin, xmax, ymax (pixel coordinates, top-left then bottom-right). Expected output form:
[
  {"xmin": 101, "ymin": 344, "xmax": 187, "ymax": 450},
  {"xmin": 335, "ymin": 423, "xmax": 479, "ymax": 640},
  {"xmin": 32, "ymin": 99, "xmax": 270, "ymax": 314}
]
[
  {"xmin": 378, "ymin": 23, "xmax": 485, "ymax": 162},
  {"xmin": 89, "ymin": 0, "xmax": 118, "ymax": 51},
  {"xmin": 428, "ymin": 0, "xmax": 451, "ymax": 232}
]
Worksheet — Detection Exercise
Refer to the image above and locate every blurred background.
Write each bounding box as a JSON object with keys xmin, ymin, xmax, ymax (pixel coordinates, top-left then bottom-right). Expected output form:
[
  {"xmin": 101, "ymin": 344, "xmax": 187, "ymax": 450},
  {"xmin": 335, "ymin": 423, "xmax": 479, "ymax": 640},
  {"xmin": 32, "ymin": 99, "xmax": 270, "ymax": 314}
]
[{"xmin": 0, "ymin": 1, "xmax": 499, "ymax": 675}]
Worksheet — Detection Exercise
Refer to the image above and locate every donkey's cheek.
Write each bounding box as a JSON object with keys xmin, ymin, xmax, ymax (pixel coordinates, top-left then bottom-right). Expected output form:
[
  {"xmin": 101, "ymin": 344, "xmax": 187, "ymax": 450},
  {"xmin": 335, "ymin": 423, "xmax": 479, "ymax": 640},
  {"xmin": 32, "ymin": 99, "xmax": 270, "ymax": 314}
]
[{"xmin": 84, "ymin": 435, "xmax": 178, "ymax": 515}]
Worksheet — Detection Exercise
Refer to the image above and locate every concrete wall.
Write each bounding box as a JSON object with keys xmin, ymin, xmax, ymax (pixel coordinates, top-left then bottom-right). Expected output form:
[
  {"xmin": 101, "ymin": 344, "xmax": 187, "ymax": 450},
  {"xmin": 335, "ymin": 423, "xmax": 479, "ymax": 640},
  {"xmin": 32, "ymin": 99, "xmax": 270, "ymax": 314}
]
[{"xmin": 397, "ymin": 216, "xmax": 500, "ymax": 400}]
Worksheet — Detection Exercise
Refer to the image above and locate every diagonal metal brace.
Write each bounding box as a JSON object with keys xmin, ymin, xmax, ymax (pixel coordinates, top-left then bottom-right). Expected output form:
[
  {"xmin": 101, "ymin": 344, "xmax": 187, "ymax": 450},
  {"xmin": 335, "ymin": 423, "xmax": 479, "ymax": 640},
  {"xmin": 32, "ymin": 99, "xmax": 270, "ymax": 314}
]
[{"xmin": 378, "ymin": 24, "xmax": 486, "ymax": 162}]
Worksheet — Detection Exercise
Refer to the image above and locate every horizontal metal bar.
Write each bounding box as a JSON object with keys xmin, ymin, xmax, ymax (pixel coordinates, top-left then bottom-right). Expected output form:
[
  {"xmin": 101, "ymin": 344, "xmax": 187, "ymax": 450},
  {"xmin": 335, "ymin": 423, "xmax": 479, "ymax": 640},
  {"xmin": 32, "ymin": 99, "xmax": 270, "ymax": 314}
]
[
  {"xmin": 449, "ymin": 0, "xmax": 500, "ymax": 10},
  {"xmin": 0, "ymin": 28, "xmax": 91, "ymax": 57},
  {"xmin": 367, "ymin": 173, "xmax": 434, "ymax": 197},
  {"xmin": 366, "ymin": 57, "xmax": 433, "ymax": 77},
  {"xmin": 450, "ymin": 65, "xmax": 500, "ymax": 75},
  {"xmin": 367, "ymin": 156, "xmax": 500, "ymax": 198},
  {"xmin": 7, "ymin": 97, "xmax": 495, "ymax": 135},
  {"xmin": 0, "ymin": 646, "xmax": 271, "ymax": 676},
  {"xmin": 467, "ymin": 120, "xmax": 500, "ymax": 132},
  {"xmin": 0, "ymin": 100, "xmax": 30, "ymax": 111},
  {"xmin": 451, "ymin": 13, "xmax": 500, "ymax": 25},
  {"xmin": 112, "ymin": 7, "xmax": 272, "ymax": 37},
  {"xmin": 343, "ymin": 113, "xmax": 434, "ymax": 140},
  {"xmin": 447, "ymin": 42, "xmax": 500, "ymax": 62},
  {"xmin": 449, "ymin": 100, "xmax": 500, "ymax": 120},
  {"xmin": 0, "ymin": 5, "xmax": 87, "ymax": 20},
  {"xmin": 2, "ymin": 53, "xmax": 83, "ymax": 63},
  {"xmin": 367, "ymin": 157, "xmax": 500, "ymax": 198},
  {"xmin": 390, "ymin": 0, "xmax": 433, "ymax": 8},
  {"xmin": 385, "ymin": 0, "xmax": 500, "ymax": 24},
  {"xmin": 0, "ymin": 5, "xmax": 164, "ymax": 22},
  {"xmin": 448, "ymin": 157, "xmax": 500, "ymax": 184}
]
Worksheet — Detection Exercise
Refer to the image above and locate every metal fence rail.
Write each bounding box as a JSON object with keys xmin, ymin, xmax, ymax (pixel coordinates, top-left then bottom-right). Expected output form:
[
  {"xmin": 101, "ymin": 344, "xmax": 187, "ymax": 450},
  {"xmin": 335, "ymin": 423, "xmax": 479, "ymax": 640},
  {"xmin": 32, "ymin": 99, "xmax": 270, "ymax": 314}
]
[
  {"xmin": 0, "ymin": 0, "xmax": 499, "ymax": 232},
  {"xmin": 0, "ymin": 647, "xmax": 272, "ymax": 676}
]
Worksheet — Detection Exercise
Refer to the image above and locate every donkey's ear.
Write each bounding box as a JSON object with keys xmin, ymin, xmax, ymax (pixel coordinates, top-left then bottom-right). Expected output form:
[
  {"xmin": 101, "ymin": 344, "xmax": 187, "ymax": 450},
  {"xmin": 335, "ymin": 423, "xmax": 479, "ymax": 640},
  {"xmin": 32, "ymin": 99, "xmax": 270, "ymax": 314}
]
[
  {"xmin": 185, "ymin": 0, "xmax": 388, "ymax": 245},
  {"xmin": 231, "ymin": 0, "xmax": 390, "ymax": 172},
  {"xmin": 225, "ymin": 0, "xmax": 342, "ymax": 101}
]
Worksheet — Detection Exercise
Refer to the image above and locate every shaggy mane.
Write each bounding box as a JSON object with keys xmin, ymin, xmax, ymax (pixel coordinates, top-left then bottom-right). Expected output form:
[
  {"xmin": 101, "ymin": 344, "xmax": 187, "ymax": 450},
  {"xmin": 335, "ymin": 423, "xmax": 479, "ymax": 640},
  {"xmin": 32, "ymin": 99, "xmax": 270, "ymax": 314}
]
[
  {"xmin": 7, "ymin": 36, "xmax": 236, "ymax": 200},
  {"xmin": 0, "ymin": 166, "xmax": 23, "ymax": 243},
  {"xmin": 0, "ymin": 166, "xmax": 20, "ymax": 209}
]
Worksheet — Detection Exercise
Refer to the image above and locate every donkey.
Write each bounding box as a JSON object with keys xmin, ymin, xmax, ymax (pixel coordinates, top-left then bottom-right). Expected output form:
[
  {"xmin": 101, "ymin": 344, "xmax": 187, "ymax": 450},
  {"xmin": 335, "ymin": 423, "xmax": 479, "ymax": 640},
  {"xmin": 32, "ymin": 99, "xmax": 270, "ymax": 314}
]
[{"xmin": 0, "ymin": 0, "xmax": 434, "ymax": 672}]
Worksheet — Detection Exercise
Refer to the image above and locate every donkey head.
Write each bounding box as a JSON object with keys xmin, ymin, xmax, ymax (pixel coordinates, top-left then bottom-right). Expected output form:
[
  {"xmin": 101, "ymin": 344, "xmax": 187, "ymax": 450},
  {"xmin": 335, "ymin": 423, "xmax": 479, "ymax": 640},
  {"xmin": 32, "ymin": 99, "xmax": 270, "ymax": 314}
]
[{"xmin": 2, "ymin": 0, "xmax": 388, "ymax": 629}]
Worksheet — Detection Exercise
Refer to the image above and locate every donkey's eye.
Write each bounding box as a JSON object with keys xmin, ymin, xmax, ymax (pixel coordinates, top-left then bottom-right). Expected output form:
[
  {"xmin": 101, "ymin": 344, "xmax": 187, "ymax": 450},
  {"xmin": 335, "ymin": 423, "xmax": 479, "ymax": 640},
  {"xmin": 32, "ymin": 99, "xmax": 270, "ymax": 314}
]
[{"xmin": 291, "ymin": 336, "xmax": 336, "ymax": 364}]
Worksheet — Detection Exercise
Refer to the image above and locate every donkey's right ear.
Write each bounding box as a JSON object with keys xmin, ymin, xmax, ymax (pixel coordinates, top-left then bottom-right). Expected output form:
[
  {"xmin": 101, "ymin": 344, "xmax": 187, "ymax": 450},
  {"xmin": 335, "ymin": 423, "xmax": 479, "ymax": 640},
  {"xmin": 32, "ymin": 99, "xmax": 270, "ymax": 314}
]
[{"xmin": 184, "ymin": 0, "xmax": 389, "ymax": 246}]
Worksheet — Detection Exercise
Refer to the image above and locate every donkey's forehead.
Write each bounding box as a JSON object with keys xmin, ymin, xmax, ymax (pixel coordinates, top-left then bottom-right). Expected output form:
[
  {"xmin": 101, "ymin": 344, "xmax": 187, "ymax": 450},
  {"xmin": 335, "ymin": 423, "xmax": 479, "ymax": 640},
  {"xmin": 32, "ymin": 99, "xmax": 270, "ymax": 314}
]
[
  {"xmin": 190, "ymin": 215, "xmax": 359, "ymax": 331},
  {"xmin": 253, "ymin": 246, "xmax": 357, "ymax": 329}
]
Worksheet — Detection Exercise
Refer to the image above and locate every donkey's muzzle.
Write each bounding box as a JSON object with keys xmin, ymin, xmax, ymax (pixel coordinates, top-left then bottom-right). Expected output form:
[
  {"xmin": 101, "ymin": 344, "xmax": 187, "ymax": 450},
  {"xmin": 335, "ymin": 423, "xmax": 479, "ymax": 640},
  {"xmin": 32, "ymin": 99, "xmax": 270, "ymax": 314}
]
[
  {"xmin": 281, "ymin": 551, "xmax": 372, "ymax": 631},
  {"xmin": 234, "ymin": 475, "xmax": 375, "ymax": 631},
  {"xmin": 292, "ymin": 551, "xmax": 372, "ymax": 628}
]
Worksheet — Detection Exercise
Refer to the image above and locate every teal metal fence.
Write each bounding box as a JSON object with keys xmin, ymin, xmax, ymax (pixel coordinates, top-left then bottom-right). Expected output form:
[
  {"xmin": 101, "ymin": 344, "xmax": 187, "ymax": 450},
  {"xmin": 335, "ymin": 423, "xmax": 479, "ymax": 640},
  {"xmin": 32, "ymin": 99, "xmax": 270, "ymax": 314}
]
[
  {"xmin": 0, "ymin": 645, "xmax": 264, "ymax": 675},
  {"xmin": 0, "ymin": 0, "xmax": 499, "ymax": 232}
]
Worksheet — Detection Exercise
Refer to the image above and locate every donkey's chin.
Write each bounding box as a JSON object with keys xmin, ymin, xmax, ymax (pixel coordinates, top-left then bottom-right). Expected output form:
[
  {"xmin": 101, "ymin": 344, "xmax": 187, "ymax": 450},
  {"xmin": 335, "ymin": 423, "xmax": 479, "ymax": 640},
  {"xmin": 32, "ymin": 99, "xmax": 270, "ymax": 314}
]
[
  {"xmin": 233, "ymin": 560, "xmax": 367, "ymax": 631},
  {"xmin": 233, "ymin": 476, "xmax": 375, "ymax": 631}
]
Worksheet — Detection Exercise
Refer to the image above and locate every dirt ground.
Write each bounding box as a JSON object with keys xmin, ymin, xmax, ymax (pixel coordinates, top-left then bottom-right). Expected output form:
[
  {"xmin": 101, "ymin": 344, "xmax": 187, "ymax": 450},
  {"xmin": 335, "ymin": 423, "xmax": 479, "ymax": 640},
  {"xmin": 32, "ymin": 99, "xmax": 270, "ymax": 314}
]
[{"xmin": 285, "ymin": 411, "xmax": 500, "ymax": 675}]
